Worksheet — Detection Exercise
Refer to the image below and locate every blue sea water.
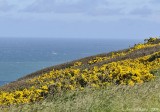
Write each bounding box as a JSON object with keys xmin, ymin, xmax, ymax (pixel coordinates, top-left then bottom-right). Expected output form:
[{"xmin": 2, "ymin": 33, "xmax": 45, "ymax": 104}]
[{"xmin": 0, "ymin": 38, "xmax": 143, "ymax": 86}]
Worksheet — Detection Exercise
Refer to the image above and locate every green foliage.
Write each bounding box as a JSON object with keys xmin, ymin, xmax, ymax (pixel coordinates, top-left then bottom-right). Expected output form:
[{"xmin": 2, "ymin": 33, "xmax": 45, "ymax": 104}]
[
  {"xmin": 0, "ymin": 37, "xmax": 160, "ymax": 111},
  {"xmin": 1, "ymin": 73, "xmax": 160, "ymax": 112},
  {"xmin": 144, "ymin": 37, "xmax": 160, "ymax": 44}
]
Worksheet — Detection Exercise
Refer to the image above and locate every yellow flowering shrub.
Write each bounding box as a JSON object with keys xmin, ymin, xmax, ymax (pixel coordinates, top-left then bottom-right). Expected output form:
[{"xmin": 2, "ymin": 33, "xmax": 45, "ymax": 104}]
[
  {"xmin": 74, "ymin": 62, "xmax": 82, "ymax": 67},
  {"xmin": 0, "ymin": 37, "xmax": 159, "ymax": 106},
  {"xmin": 88, "ymin": 37, "xmax": 160, "ymax": 65},
  {"xmin": 0, "ymin": 86, "xmax": 48, "ymax": 105}
]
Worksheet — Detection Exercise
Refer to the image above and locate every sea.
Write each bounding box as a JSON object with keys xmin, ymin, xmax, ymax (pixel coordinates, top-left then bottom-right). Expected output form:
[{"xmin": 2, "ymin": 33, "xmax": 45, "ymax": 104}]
[{"xmin": 0, "ymin": 38, "xmax": 143, "ymax": 86}]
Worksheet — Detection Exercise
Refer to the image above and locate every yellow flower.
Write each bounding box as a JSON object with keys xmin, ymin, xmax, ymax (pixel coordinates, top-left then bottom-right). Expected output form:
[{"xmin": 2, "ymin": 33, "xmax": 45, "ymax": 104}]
[{"xmin": 128, "ymin": 80, "xmax": 134, "ymax": 86}]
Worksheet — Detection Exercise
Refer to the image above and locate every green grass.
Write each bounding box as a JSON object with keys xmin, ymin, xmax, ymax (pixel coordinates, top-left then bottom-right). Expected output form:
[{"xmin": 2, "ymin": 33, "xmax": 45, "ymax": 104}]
[
  {"xmin": 1, "ymin": 69, "xmax": 160, "ymax": 112},
  {"xmin": 0, "ymin": 38, "xmax": 159, "ymax": 112}
]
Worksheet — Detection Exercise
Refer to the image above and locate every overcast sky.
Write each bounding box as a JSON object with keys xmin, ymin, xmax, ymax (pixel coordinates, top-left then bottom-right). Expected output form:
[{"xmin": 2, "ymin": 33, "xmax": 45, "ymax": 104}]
[{"xmin": 0, "ymin": 0, "xmax": 160, "ymax": 39}]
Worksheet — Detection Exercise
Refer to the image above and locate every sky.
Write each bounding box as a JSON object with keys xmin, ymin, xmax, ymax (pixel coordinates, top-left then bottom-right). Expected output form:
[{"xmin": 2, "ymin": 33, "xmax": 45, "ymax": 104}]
[{"xmin": 0, "ymin": 0, "xmax": 160, "ymax": 39}]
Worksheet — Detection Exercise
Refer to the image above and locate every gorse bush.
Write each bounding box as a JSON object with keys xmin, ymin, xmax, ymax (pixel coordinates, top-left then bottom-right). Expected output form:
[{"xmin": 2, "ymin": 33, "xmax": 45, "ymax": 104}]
[
  {"xmin": 0, "ymin": 37, "xmax": 160, "ymax": 106},
  {"xmin": 144, "ymin": 37, "xmax": 160, "ymax": 44},
  {"xmin": 30, "ymin": 51, "xmax": 160, "ymax": 89}
]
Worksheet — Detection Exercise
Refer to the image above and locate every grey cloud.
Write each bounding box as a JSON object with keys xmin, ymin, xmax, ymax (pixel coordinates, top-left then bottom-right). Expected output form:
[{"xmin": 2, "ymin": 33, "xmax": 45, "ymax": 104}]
[
  {"xmin": 0, "ymin": 0, "xmax": 14, "ymax": 12},
  {"xmin": 130, "ymin": 6, "xmax": 152, "ymax": 16},
  {"xmin": 88, "ymin": 7, "xmax": 124, "ymax": 16},
  {"xmin": 23, "ymin": 0, "xmax": 109, "ymax": 14},
  {"xmin": 150, "ymin": 0, "xmax": 160, "ymax": 4}
]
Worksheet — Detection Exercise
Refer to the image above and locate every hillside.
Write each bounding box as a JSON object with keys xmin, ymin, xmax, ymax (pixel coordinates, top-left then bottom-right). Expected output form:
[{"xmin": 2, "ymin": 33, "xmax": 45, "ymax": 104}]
[{"xmin": 0, "ymin": 37, "xmax": 160, "ymax": 112}]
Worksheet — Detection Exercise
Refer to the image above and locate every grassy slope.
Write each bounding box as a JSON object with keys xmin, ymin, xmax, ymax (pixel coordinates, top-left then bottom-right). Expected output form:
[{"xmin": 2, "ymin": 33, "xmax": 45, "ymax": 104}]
[
  {"xmin": 3, "ymin": 69, "xmax": 160, "ymax": 112},
  {"xmin": 1, "ymin": 44, "xmax": 160, "ymax": 92},
  {"xmin": 0, "ymin": 38, "xmax": 160, "ymax": 112}
]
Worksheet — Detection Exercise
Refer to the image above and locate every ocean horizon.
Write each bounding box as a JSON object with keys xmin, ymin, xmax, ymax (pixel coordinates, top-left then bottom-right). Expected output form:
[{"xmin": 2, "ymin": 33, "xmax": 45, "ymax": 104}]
[{"xmin": 0, "ymin": 38, "xmax": 143, "ymax": 86}]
